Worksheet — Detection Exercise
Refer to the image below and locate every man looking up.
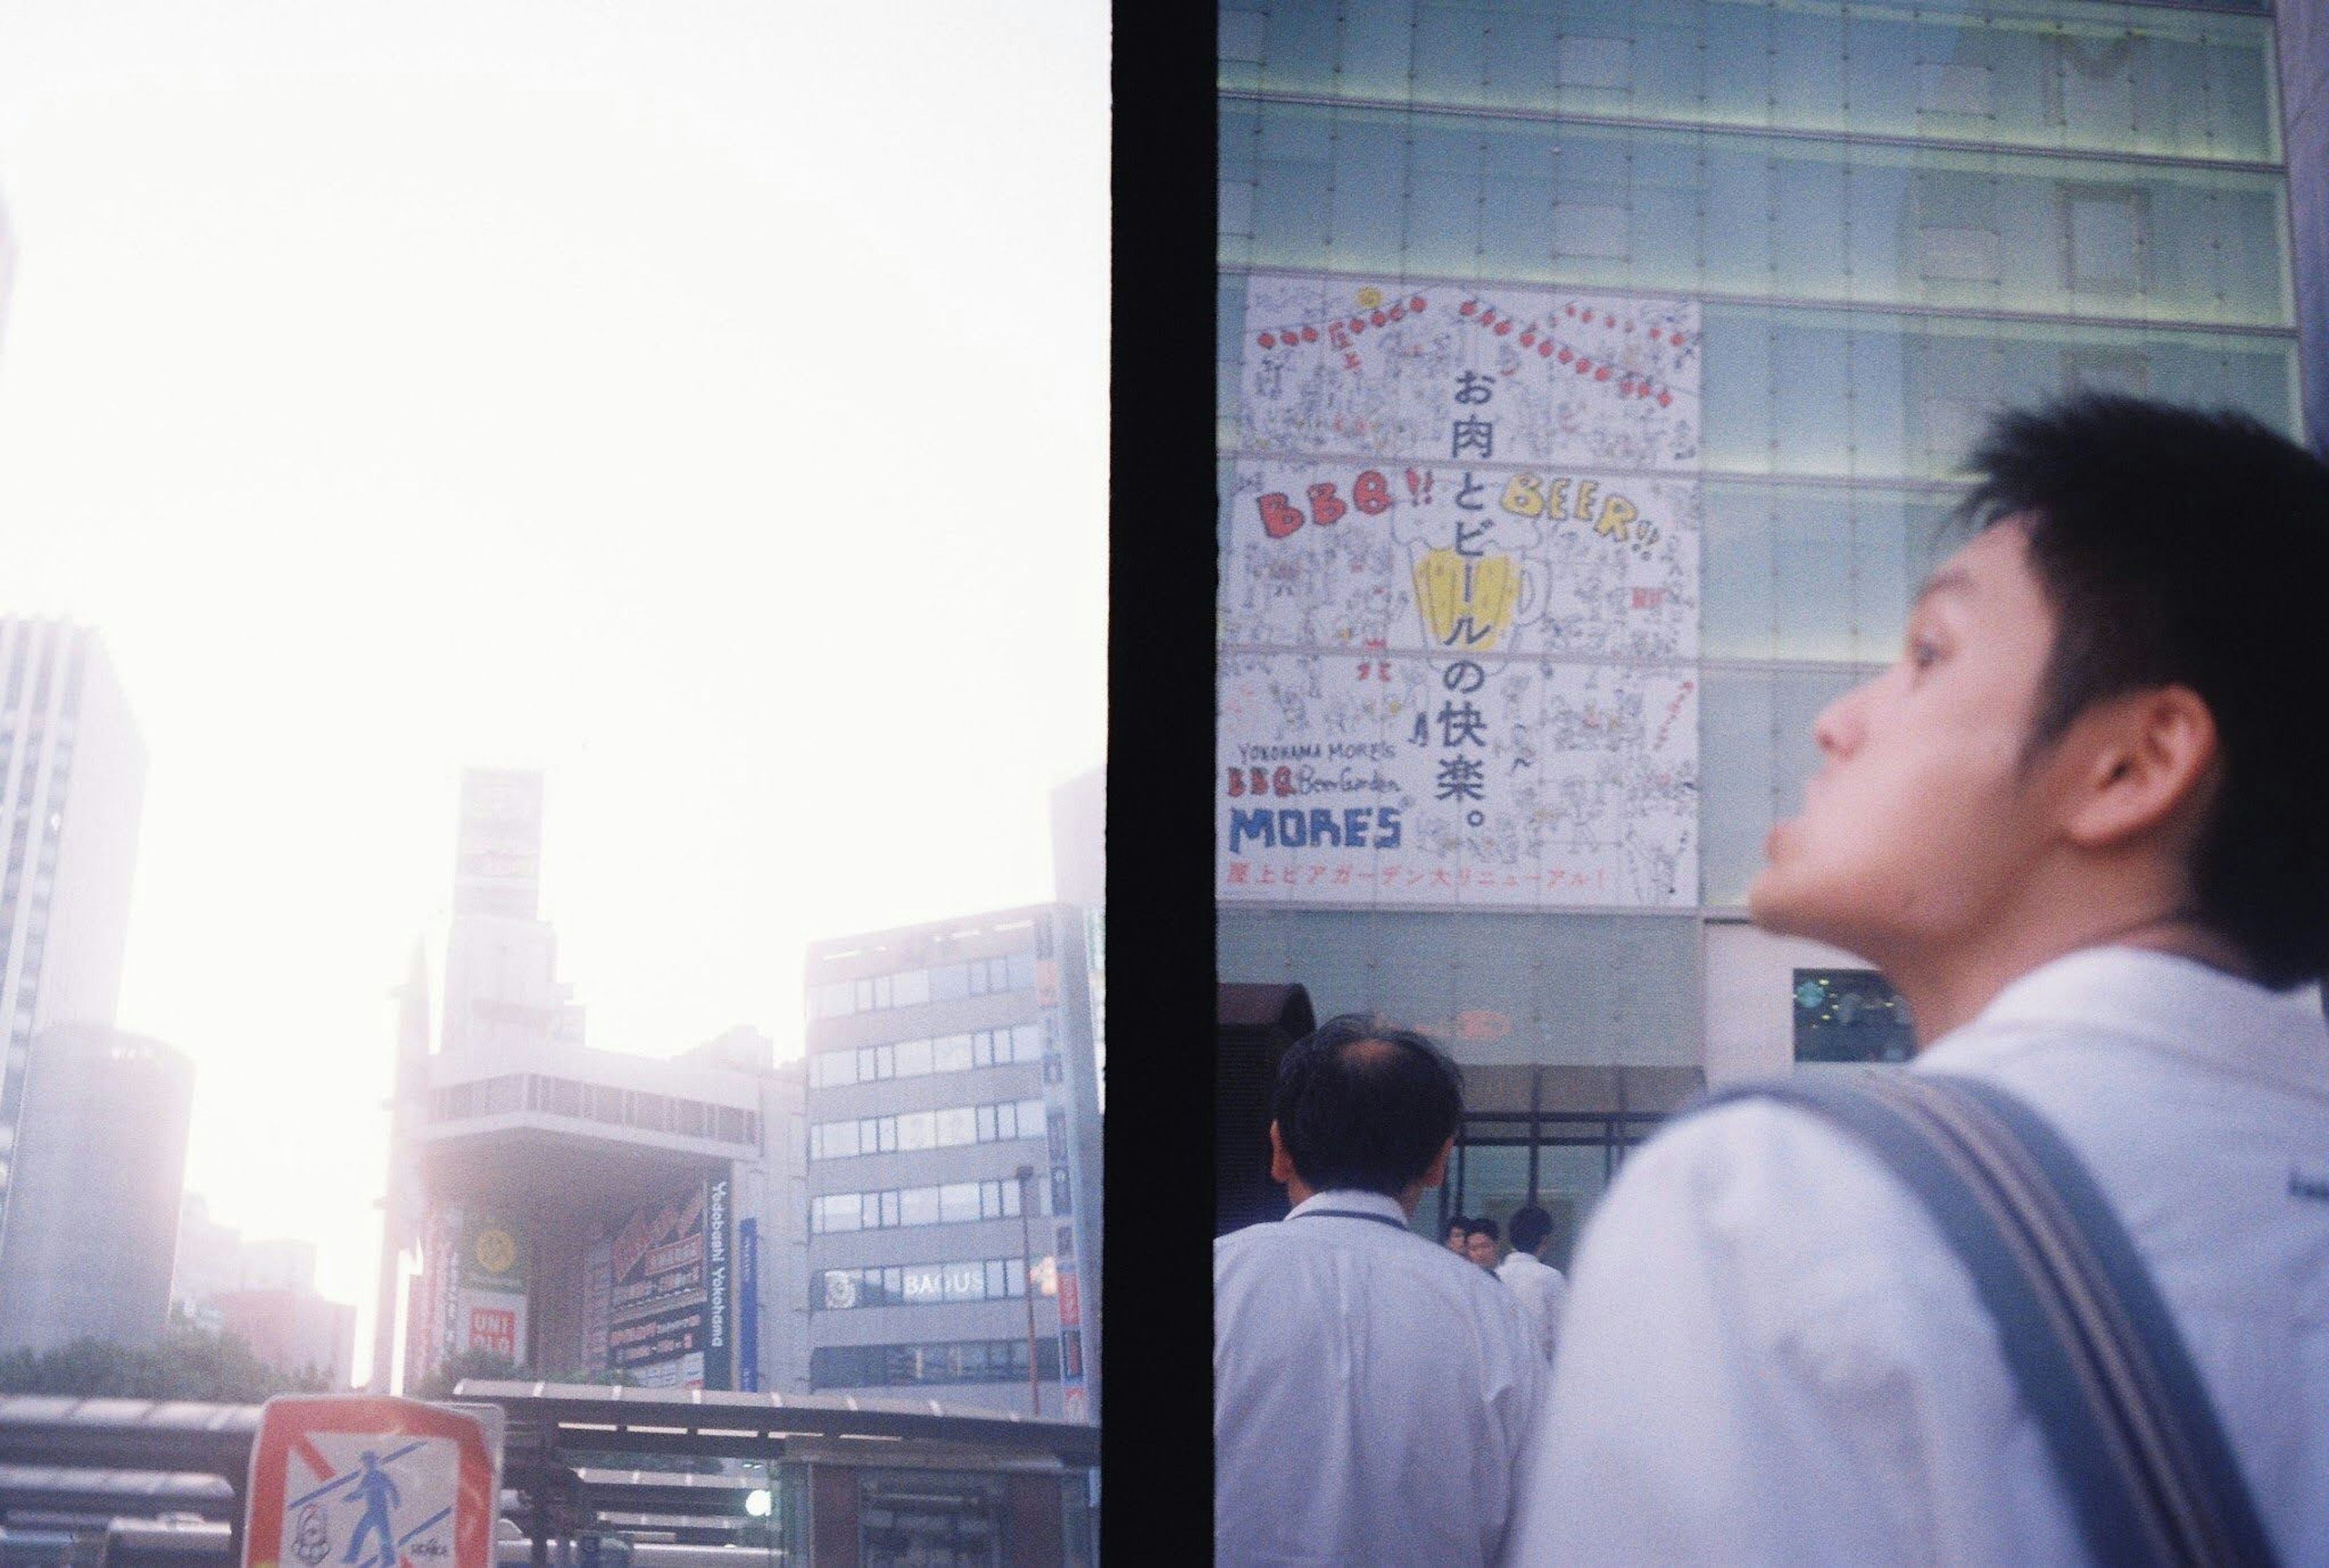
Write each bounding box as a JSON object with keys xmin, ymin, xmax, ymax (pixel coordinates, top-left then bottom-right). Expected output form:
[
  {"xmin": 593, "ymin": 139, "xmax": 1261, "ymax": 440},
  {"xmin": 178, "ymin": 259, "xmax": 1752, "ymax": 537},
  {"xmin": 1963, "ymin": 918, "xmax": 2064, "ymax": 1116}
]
[
  {"xmin": 1495, "ymin": 1204, "xmax": 1566, "ymax": 1363},
  {"xmin": 1503, "ymin": 395, "xmax": 2329, "ymax": 1564},
  {"xmin": 1216, "ymin": 1015, "xmax": 1544, "ymax": 1568}
]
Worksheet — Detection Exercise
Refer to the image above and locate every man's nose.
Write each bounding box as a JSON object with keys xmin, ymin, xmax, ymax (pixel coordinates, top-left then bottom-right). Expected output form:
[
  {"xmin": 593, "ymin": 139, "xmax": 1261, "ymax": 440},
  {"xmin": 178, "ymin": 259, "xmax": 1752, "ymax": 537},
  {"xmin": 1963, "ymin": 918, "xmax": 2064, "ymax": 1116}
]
[{"xmin": 1812, "ymin": 679, "xmax": 1872, "ymax": 759}]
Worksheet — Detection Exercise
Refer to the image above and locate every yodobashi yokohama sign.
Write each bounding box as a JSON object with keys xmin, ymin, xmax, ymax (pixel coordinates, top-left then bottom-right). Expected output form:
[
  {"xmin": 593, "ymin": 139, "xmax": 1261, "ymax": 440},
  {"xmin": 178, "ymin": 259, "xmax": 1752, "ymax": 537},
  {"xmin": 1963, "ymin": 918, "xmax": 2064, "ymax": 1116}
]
[{"xmin": 243, "ymin": 1396, "xmax": 501, "ymax": 1568}]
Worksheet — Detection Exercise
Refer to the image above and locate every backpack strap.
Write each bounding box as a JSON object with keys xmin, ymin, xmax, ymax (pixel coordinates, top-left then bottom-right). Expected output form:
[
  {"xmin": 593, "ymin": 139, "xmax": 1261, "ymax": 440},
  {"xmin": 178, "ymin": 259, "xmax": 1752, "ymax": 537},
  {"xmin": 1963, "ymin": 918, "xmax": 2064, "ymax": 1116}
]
[{"xmin": 1689, "ymin": 1070, "xmax": 2279, "ymax": 1568}]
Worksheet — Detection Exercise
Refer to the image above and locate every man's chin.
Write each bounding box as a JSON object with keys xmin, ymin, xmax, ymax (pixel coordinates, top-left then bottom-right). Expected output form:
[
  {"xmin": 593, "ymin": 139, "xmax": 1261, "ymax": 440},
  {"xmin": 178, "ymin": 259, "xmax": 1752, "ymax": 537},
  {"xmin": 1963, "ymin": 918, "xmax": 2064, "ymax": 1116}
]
[{"xmin": 1746, "ymin": 867, "xmax": 1819, "ymax": 937}]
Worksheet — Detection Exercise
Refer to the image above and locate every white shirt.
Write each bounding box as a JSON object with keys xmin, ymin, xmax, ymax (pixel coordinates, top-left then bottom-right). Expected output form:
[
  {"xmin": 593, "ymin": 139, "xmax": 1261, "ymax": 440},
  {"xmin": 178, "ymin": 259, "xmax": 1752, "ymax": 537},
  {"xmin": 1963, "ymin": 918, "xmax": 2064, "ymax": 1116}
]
[
  {"xmin": 1215, "ymin": 1187, "xmax": 1548, "ymax": 1567},
  {"xmin": 1496, "ymin": 1250, "xmax": 1568, "ymax": 1362},
  {"xmin": 1503, "ymin": 946, "xmax": 2329, "ymax": 1567}
]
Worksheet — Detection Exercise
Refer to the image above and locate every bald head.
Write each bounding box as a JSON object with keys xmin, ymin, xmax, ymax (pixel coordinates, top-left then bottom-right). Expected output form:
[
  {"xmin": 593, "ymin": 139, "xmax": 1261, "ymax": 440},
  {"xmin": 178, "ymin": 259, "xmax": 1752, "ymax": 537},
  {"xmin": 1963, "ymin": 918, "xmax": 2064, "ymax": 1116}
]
[{"xmin": 1269, "ymin": 1015, "xmax": 1464, "ymax": 1199}]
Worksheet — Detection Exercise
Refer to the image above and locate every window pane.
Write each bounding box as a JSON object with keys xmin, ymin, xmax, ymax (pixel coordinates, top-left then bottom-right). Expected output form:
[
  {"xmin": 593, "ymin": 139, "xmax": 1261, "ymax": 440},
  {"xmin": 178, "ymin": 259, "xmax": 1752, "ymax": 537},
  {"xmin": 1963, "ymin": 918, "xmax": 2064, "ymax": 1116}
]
[
  {"xmin": 895, "ymin": 1037, "xmax": 933, "ymax": 1077},
  {"xmin": 931, "ymin": 963, "xmax": 969, "ymax": 1002},
  {"xmin": 939, "ymin": 1182, "xmax": 982, "ymax": 1224},
  {"xmin": 936, "ymin": 1107, "xmax": 976, "ymax": 1146},
  {"xmin": 893, "ymin": 968, "xmax": 930, "ymax": 1007},
  {"xmin": 901, "ymin": 1187, "xmax": 939, "ymax": 1226},
  {"xmin": 934, "ymin": 1034, "xmax": 973, "ymax": 1073},
  {"xmin": 898, "ymin": 1111, "xmax": 936, "ymax": 1151}
]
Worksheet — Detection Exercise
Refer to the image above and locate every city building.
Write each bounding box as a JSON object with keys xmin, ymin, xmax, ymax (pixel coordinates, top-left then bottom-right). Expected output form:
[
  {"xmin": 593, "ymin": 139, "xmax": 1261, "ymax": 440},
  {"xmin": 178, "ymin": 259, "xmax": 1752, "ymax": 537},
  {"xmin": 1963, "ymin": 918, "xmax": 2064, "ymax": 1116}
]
[
  {"xmin": 802, "ymin": 904, "xmax": 1103, "ymax": 1422},
  {"xmin": 379, "ymin": 769, "xmax": 808, "ymax": 1395},
  {"xmin": 1215, "ymin": 0, "xmax": 2306, "ymax": 1260},
  {"xmin": 0, "ymin": 621, "xmax": 152, "ymax": 1332},
  {"xmin": 172, "ymin": 1193, "xmax": 358, "ymax": 1384},
  {"xmin": 0, "ymin": 1024, "xmax": 191, "ymax": 1352}
]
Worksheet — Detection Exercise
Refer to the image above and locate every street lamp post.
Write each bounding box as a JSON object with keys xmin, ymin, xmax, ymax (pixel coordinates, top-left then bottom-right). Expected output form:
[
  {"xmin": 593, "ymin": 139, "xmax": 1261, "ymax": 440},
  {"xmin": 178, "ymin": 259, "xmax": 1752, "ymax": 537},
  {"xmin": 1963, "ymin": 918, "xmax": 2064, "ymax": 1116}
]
[{"xmin": 1015, "ymin": 1164, "xmax": 1041, "ymax": 1416}]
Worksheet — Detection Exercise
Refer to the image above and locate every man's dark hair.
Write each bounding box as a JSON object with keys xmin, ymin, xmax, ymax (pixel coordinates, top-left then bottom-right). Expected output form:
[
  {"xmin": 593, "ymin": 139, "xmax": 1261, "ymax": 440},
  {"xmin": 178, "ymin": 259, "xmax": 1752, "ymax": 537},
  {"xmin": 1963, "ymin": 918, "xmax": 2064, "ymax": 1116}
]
[
  {"xmin": 1508, "ymin": 1204, "xmax": 1554, "ymax": 1255},
  {"xmin": 1445, "ymin": 1215, "xmax": 1472, "ymax": 1235},
  {"xmin": 1464, "ymin": 1216, "xmax": 1500, "ymax": 1244},
  {"xmin": 1271, "ymin": 1014, "xmax": 1463, "ymax": 1198},
  {"xmin": 1954, "ymin": 394, "xmax": 2329, "ymax": 988}
]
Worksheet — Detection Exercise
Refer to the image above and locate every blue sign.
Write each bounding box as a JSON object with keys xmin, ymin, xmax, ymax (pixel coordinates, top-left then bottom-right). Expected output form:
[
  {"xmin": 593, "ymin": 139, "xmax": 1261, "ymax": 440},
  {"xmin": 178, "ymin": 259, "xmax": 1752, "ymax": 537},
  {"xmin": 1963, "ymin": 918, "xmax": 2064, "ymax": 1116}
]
[{"xmin": 737, "ymin": 1218, "xmax": 761, "ymax": 1393}]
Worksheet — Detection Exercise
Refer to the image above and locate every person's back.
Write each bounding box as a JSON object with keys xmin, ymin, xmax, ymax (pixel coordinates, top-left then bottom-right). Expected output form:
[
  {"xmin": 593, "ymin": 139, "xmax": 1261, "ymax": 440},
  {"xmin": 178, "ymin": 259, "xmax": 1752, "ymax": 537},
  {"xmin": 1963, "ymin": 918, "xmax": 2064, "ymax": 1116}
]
[
  {"xmin": 1522, "ymin": 950, "xmax": 2329, "ymax": 1563},
  {"xmin": 1215, "ymin": 1197, "xmax": 1544, "ymax": 1566},
  {"xmin": 1213, "ymin": 1014, "xmax": 1545, "ymax": 1568},
  {"xmin": 1493, "ymin": 1204, "xmax": 1566, "ymax": 1364},
  {"xmin": 1503, "ymin": 397, "xmax": 2329, "ymax": 1566}
]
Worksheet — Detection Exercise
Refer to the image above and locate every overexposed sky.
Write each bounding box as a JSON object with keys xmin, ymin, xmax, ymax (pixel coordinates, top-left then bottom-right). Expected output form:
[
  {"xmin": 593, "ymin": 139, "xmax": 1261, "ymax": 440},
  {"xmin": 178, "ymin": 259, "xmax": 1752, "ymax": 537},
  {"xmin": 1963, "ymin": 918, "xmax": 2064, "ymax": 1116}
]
[{"xmin": 0, "ymin": 0, "xmax": 1108, "ymax": 1343}]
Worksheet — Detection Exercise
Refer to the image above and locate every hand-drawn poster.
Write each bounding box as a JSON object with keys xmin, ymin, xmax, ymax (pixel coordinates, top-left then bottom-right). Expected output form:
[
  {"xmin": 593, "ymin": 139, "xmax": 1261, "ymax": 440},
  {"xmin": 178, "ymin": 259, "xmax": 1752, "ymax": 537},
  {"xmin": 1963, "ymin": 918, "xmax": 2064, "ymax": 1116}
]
[{"xmin": 1220, "ymin": 274, "xmax": 1703, "ymax": 910}]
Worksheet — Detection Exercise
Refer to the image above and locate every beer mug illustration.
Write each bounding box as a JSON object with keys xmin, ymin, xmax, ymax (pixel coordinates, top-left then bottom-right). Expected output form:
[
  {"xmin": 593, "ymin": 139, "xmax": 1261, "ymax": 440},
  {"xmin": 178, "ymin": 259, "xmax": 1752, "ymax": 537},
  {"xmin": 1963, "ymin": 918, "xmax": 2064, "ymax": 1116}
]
[{"xmin": 1408, "ymin": 545, "xmax": 1544, "ymax": 651}]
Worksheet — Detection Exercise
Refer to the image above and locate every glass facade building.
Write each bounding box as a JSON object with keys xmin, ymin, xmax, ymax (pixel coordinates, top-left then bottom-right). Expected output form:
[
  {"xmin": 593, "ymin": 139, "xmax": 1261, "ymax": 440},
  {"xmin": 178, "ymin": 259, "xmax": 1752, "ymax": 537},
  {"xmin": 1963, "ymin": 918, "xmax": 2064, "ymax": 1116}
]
[{"xmin": 1215, "ymin": 0, "xmax": 2303, "ymax": 1265}]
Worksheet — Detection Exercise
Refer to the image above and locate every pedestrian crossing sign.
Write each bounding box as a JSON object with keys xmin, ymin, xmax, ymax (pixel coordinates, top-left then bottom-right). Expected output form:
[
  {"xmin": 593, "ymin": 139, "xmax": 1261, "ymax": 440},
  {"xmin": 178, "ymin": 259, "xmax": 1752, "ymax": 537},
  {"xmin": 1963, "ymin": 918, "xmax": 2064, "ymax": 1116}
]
[{"xmin": 243, "ymin": 1397, "xmax": 501, "ymax": 1568}]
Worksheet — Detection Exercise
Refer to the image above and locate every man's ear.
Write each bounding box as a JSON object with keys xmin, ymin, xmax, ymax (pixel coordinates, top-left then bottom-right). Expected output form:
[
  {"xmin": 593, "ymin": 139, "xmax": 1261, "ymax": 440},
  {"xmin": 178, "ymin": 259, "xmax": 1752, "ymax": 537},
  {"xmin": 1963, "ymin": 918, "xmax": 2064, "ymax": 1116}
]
[
  {"xmin": 1268, "ymin": 1120, "xmax": 1294, "ymax": 1185},
  {"xmin": 2060, "ymin": 685, "xmax": 2218, "ymax": 851},
  {"xmin": 1421, "ymin": 1134, "xmax": 1454, "ymax": 1190}
]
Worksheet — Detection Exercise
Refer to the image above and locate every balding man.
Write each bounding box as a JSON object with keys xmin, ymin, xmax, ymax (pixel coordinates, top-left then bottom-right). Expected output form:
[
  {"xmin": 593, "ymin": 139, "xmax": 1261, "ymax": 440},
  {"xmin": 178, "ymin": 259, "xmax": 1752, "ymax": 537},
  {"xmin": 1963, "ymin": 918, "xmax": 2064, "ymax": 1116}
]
[{"xmin": 1214, "ymin": 1015, "xmax": 1546, "ymax": 1568}]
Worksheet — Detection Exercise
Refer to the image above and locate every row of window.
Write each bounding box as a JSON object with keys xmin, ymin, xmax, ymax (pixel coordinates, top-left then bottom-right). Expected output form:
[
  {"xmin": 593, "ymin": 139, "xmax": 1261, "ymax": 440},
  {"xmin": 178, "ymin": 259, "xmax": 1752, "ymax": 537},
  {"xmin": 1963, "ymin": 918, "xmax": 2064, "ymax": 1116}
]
[
  {"xmin": 1222, "ymin": 100, "xmax": 2290, "ymax": 331},
  {"xmin": 426, "ymin": 1073, "xmax": 760, "ymax": 1147},
  {"xmin": 816, "ymin": 1253, "xmax": 1052, "ymax": 1312},
  {"xmin": 808, "ymin": 1024, "xmax": 1046, "ymax": 1088},
  {"xmin": 809, "ymin": 1176, "xmax": 1044, "ymax": 1235},
  {"xmin": 808, "ymin": 1098, "xmax": 1048, "ymax": 1162},
  {"xmin": 806, "ymin": 952, "xmax": 1037, "ymax": 1020},
  {"xmin": 1220, "ymin": 0, "xmax": 2277, "ymax": 164},
  {"xmin": 810, "ymin": 1337, "xmax": 1063, "ymax": 1390}
]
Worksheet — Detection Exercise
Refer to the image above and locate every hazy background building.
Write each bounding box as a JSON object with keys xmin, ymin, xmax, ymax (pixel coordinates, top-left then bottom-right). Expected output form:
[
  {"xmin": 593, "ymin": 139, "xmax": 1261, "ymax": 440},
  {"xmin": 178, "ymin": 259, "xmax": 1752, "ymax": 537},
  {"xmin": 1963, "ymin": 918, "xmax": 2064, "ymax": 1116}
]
[
  {"xmin": 1049, "ymin": 766, "xmax": 1106, "ymax": 1113},
  {"xmin": 173, "ymin": 1192, "xmax": 358, "ymax": 1384},
  {"xmin": 1217, "ymin": 0, "xmax": 2306, "ymax": 1262},
  {"xmin": 0, "ymin": 1023, "xmax": 190, "ymax": 1351},
  {"xmin": 803, "ymin": 902, "xmax": 1102, "ymax": 1422},
  {"xmin": 0, "ymin": 621, "xmax": 160, "ymax": 1345}
]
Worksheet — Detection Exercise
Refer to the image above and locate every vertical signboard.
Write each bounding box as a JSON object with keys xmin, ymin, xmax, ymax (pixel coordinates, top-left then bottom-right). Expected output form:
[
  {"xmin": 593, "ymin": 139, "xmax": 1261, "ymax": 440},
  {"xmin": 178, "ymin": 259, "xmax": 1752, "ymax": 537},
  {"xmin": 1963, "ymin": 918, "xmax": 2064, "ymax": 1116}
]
[
  {"xmin": 580, "ymin": 1238, "xmax": 612, "ymax": 1375},
  {"xmin": 606, "ymin": 1180, "xmax": 711, "ymax": 1389},
  {"xmin": 704, "ymin": 1176, "xmax": 731, "ymax": 1391},
  {"xmin": 736, "ymin": 1218, "xmax": 761, "ymax": 1393},
  {"xmin": 454, "ymin": 1213, "xmax": 527, "ymax": 1362}
]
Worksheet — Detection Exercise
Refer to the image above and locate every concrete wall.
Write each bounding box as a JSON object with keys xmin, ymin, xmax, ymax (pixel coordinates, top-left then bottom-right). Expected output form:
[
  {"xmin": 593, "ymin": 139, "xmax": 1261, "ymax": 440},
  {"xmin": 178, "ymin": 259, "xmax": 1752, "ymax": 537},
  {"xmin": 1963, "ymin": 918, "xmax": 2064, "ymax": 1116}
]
[{"xmin": 2282, "ymin": 0, "xmax": 2329, "ymax": 454}]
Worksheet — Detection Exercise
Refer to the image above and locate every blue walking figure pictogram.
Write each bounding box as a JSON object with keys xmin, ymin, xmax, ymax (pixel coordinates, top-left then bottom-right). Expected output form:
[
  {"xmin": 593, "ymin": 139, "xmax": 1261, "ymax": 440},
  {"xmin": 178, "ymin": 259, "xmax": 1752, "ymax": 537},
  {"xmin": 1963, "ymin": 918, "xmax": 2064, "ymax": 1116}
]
[{"xmin": 340, "ymin": 1451, "xmax": 402, "ymax": 1568}]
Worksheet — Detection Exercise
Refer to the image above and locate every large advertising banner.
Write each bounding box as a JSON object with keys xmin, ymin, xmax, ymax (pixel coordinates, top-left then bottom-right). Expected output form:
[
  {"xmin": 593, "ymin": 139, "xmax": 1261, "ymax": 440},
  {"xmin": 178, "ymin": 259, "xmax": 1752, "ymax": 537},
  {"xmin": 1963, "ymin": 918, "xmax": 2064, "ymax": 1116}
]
[
  {"xmin": 606, "ymin": 1179, "xmax": 727, "ymax": 1390},
  {"xmin": 1222, "ymin": 274, "xmax": 1704, "ymax": 910}
]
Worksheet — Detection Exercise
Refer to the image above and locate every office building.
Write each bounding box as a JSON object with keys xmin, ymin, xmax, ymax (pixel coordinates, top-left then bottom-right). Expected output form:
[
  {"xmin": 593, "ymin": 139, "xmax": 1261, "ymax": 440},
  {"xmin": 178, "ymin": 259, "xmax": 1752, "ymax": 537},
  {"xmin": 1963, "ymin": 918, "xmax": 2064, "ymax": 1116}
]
[
  {"xmin": 803, "ymin": 905, "xmax": 1103, "ymax": 1422},
  {"xmin": 381, "ymin": 769, "xmax": 808, "ymax": 1394},
  {"xmin": 0, "ymin": 1024, "xmax": 191, "ymax": 1352},
  {"xmin": 1216, "ymin": 0, "xmax": 2305, "ymax": 1259},
  {"xmin": 0, "ymin": 622, "xmax": 150, "ymax": 1315}
]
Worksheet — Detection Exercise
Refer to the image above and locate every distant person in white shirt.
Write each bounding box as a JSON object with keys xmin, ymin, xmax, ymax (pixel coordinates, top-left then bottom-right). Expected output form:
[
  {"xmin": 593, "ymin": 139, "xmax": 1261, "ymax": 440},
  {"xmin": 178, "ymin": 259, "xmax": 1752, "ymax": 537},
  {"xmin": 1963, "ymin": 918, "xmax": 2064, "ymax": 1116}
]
[
  {"xmin": 1494, "ymin": 1204, "xmax": 1566, "ymax": 1363},
  {"xmin": 1215, "ymin": 1015, "xmax": 1545, "ymax": 1568},
  {"xmin": 1504, "ymin": 394, "xmax": 2329, "ymax": 1566}
]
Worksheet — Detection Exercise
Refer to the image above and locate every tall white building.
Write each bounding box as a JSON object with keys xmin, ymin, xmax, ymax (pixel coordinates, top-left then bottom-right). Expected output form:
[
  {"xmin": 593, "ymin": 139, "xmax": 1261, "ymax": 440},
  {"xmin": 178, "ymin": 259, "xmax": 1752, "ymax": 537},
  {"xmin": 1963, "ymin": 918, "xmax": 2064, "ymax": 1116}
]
[
  {"xmin": 377, "ymin": 769, "xmax": 807, "ymax": 1395},
  {"xmin": 439, "ymin": 769, "xmax": 585, "ymax": 1064},
  {"xmin": 0, "ymin": 621, "xmax": 148, "ymax": 1273}
]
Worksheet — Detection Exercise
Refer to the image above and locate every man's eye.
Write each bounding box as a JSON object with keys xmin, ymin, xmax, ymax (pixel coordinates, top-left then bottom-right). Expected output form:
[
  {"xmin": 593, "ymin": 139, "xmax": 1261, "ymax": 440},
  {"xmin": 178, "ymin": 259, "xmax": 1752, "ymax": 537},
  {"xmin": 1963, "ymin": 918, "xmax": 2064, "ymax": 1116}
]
[{"xmin": 1908, "ymin": 638, "xmax": 1941, "ymax": 670}]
